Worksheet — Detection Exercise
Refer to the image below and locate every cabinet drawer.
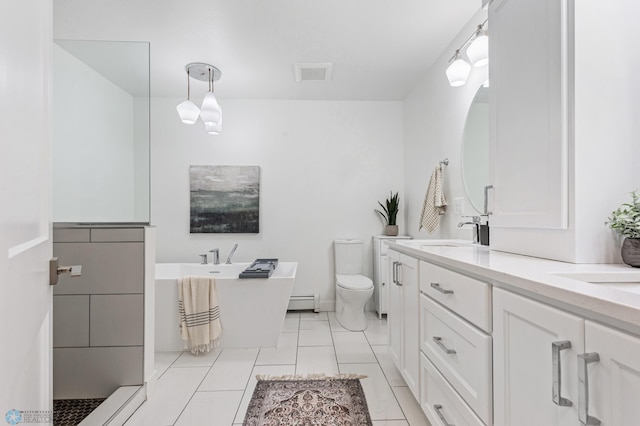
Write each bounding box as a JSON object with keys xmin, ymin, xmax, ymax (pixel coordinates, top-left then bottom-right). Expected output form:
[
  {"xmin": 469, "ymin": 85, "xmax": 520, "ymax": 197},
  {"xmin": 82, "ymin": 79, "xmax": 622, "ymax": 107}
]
[
  {"xmin": 421, "ymin": 294, "xmax": 492, "ymax": 425},
  {"xmin": 420, "ymin": 353, "xmax": 485, "ymax": 426},
  {"xmin": 420, "ymin": 261, "xmax": 491, "ymax": 332}
]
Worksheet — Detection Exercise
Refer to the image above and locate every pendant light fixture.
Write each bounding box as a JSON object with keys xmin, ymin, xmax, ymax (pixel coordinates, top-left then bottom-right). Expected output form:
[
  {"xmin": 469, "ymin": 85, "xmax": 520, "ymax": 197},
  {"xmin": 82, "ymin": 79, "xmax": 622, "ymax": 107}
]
[
  {"xmin": 176, "ymin": 63, "xmax": 223, "ymax": 134},
  {"xmin": 445, "ymin": 19, "xmax": 489, "ymax": 87},
  {"xmin": 467, "ymin": 25, "xmax": 489, "ymax": 67},
  {"xmin": 176, "ymin": 68, "xmax": 200, "ymax": 124}
]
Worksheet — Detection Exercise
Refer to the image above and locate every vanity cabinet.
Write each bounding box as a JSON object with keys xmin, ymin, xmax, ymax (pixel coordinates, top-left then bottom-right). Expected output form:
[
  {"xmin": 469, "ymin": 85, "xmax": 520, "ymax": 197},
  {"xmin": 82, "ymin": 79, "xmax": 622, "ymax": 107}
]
[
  {"xmin": 494, "ymin": 288, "xmax": 640, "ymax": 426},
  {"xmin": 372, "ymin": 235, "xmax": 411, "ymax": 318},
  {"xmin": 419, "ymin": 261, "xmax": 492, "ymax": 425},
  {"xmin": 489, "ymin": 0, "xmax": 570, "ymax": 229},
  {"xmin": 387, "ymin": 249, "xmax": 420, "ymax": 399}
]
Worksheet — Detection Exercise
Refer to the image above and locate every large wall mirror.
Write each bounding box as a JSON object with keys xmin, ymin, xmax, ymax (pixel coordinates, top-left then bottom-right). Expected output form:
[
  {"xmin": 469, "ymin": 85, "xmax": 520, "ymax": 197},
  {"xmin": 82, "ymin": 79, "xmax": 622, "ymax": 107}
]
[
  {"xmin": 53, "ymin": 40, "xmax": 150, "ymax": 223},
  {"xmin": 461, "ymin": 86, "xmax": 490, "ymax": 213}
]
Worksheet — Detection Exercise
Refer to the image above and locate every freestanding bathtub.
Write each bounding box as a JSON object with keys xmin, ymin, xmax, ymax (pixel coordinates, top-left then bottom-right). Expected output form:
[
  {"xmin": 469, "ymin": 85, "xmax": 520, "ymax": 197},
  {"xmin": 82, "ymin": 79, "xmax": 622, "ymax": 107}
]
[{"xmin": 155, "ymin": 262, "xmax": 297, "ymax": 350}]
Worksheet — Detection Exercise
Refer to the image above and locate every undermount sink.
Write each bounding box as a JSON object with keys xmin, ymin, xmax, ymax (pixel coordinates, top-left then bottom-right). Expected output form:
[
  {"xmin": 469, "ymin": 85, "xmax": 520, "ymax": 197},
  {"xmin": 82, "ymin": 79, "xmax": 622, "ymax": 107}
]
[
  {"xmin": 553, "ymin": 271, "xmax": 640, "ymax": 295},
  {"xmin": 418, "ymin": 240, "xmax": 472, "ymax": 248}
]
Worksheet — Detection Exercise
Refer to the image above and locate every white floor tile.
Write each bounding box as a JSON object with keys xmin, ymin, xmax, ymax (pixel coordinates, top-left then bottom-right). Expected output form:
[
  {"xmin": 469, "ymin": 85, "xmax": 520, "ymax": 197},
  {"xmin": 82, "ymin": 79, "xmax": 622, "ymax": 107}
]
[
  {"xmin": 233, "ymin": 364, "xmax": 296, "ymax": 424},
  {"xmin": 372, "ymin": 345, "xmax": 406, "ymax": 387},
  {"xmin": 298, "ymin": 320, "xmax": 333, "ymax": 346},
  {"xmin": 295, "ymin": 346, "xmax": 339, "ymax": 376},
  {"xmin": 327, "ymin": 311, "xmax": 350, "ymax": 332},
  {"xmin": 300, "ymin": 311, "xmax": 328, "ymax": 321},
  {"xmin": 338, "ymin": 363, "xmax": 405, "ymax": 421},
  {"xmin": 198, "ymin": 348, "xmax": 258, "ymax": 391},
  {"xmin": 255, "ymin": 332, "xmax": 298, "ymax": 365},
  {"xmin": 124, "ymin": 367, "xmax": 209, "ymax": 426},
  {"xmin": 332, "ymin": 332, "xmax": 377, "ymax": 364},
  {"xmin": 364, "ymin": 319, "xmax": 389, "ymax": 345},
  {"xmin": 173, "ymin": 349, "xmax": 222, "ymax": 367},
  {"xmin": 392, "ymin": 386, "xmax": 431, "ymax": 426},
  {"xmin": 174, "ymin": 391, "xmax": 243, "ymax": 426},
  {"xmin": 372, "ymin": 421, "xmax": 411, "ymax": 426},
  {"xmin": 153, "ymin": 351, "xmax": 182, "ymax": 379},
  {"xmin": 282, "ymin": 312, "xmax": 300, "ymax": 333},
  {"xmin": 365, "ymin": 311, "xmax": 379, "ymax": 320}
]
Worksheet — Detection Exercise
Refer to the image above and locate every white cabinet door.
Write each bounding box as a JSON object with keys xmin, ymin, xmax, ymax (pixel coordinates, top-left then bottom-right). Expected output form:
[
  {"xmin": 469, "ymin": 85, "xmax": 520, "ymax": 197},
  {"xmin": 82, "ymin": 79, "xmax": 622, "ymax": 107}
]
[
  {"xmin": 379, "ymin": 254, "xmax": 389, "ymax": 314},
  {"xmin": 493, "ymin": 288, "xmax": 583, "ymax": 426},
  {"xmin": 583, "ymin": 321, "xmax": 640, "ymax": 426},
  {"xmin": 489, "ymin": 0, "xmax": 570, "ymax": 229},
  {"xmin": 400, "ymin": 253, "xmax": 419, "ymax": 400},
  {"xmin": 387, "ymin": 250, "xmax": 402, "ymax": 369}
]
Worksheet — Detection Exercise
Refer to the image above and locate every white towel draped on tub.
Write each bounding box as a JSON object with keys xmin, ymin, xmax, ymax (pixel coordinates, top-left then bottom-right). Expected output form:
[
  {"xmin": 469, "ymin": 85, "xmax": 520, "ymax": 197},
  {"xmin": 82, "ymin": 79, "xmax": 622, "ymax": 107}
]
[
  {"xmin": 419, "ymin": 165, "xmax": 447, "ymax": 233},
  {"xmin": 178, "ymin": 276, "xmax": 222, "ymax": 354}
]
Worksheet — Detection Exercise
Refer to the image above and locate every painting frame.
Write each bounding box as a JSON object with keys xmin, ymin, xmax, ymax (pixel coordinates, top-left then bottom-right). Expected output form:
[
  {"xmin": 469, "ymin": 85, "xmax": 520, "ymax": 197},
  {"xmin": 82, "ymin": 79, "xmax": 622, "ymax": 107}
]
[{"xmin": 189, "ymin": 165, "xmax": 260, "ymax": 234}]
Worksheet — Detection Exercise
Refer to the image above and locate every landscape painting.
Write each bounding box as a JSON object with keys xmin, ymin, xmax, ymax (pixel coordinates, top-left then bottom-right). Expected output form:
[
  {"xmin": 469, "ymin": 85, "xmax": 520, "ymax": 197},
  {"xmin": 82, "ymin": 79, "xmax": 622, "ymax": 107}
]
[{"xmin": 190, "ymin": 165, "xmax": 260, "ymax": 233}]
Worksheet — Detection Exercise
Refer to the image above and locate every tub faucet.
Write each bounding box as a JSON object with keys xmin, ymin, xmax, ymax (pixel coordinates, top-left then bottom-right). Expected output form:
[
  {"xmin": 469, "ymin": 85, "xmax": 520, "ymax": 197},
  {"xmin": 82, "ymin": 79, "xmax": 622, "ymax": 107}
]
[
  {"xmin": 209, "ymin": 249, "xmax": 220, "ymax": 265},
  {"xmin": 225, "ymin": 244, "xmax": 238, "ymax": 264}
]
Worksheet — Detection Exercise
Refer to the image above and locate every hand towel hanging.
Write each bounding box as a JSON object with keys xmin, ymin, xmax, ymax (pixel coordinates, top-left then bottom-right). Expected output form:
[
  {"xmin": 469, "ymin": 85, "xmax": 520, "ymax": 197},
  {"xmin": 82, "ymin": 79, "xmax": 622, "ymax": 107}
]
[
  {"xmin": 178, "ymin": 276, "xmax": 222, "ymax": 354},
  {"xmin": 419, "ymin": 165, "xmax": 447, "ymax": 233}
]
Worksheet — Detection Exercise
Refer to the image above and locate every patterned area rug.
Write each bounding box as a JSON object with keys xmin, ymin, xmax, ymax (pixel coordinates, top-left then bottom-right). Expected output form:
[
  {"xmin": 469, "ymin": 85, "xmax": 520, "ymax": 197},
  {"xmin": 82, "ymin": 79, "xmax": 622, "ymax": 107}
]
[
  {"xmin": 53, "ymin": 398, "xmax": 105, "ymax": 426},
  {"xmin": 243, "ymin": 375, "xmax": 372, "ymax": 426}
]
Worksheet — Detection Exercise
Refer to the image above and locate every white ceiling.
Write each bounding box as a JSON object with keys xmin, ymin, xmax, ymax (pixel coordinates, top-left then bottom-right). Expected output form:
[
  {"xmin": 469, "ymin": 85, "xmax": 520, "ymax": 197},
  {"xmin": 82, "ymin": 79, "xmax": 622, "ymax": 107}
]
[{"xmin": 53, "ymin": 0, "xmax": 480, "ymax": 101}]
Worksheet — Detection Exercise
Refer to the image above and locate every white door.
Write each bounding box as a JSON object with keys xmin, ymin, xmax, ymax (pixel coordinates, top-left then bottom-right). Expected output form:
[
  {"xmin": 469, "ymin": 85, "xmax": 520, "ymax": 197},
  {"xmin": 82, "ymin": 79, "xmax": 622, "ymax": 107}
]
[
  {"xmin": 0, "ymin": 0, "xmax": 53, "ymax": 421},
  {"xmin": 399, "ymin": 253, "xmax": 419, "ymax": 399},
  {"xmin": 387, "ymin": 250, "xmax": 402, "ymax": 368},
  {"xmin": 493, "ymin": 288, "xmax": 583, "ymax": 426},
  {"xmin": 584, "ymin": 321, "xmax": 640, "ymax": 425}
]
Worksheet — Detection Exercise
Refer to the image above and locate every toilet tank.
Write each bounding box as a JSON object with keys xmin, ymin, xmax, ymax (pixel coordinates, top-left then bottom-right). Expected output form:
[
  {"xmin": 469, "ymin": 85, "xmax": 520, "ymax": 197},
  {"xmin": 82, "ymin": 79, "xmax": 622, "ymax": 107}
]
[{"xmin": 334, "ymin": 239, "xmax": 363, "ymax": 274}]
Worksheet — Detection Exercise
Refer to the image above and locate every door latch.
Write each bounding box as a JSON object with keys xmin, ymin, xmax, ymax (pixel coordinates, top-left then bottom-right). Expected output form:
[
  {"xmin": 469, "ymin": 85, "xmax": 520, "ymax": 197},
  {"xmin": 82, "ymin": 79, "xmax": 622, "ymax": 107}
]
[{"xmin": 49, "ymin": 257, "xmax": 82, "ymax": 286}]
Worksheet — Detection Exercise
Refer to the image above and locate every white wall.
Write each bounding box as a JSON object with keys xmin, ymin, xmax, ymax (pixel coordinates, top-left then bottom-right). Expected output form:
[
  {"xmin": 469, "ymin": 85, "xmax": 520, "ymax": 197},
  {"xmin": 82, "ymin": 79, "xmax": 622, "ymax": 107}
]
[
  {"xmin": 403, "ymin": 9, "xmax": 488, "ymax": 241},
  {"xmin": 53, "ymin": 44, "xmax": 135, "ymax": 222},
  {"xmin": 151, "ymin": 98, "xmax": 404, "ymax": 310}
]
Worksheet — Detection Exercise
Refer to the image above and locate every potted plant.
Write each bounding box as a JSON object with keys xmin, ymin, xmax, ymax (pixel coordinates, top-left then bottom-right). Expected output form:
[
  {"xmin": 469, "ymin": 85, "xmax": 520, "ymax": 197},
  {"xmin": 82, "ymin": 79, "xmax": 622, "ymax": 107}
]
[
  {"xmin": 376, "ymin": 191, "xmax": 400, "ymax": 236},
  {"xmin": 606, "ymin": 189, "xmax": 640, "ymax": 267}
]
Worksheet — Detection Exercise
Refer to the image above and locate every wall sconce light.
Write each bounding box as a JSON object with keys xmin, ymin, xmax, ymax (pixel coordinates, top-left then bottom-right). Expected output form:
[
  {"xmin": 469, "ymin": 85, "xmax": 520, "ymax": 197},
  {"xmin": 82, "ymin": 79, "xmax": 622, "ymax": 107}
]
[
  {"xmin": 445, "ymin": 19, "xmax": 488, "ymax": 87},
  {"xmin": 176, "ymin": 63, "xmax": 223, "ymax": 134}
]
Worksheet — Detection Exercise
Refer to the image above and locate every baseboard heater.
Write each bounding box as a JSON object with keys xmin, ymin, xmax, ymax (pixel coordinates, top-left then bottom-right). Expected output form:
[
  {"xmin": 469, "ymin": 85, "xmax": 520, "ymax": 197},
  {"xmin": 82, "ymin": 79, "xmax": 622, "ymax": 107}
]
[{"xmin": 288, "ymin": 294, "xmax": 320, "ymax": 312}]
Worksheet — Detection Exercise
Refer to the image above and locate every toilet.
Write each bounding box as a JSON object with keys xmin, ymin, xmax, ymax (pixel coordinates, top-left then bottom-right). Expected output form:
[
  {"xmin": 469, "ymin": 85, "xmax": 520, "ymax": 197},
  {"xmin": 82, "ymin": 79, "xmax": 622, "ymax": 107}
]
[{"xmin": 334, "ymin": 239, "xmax": 374, "ymax": 331}]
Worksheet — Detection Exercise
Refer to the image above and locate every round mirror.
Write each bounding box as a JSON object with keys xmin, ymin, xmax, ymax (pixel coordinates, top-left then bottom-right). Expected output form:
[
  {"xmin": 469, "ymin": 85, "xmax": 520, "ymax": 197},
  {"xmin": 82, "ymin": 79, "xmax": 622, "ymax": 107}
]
[{"xmin": 461, "ymin": 86, "xmax": 490, "ymax": 213}]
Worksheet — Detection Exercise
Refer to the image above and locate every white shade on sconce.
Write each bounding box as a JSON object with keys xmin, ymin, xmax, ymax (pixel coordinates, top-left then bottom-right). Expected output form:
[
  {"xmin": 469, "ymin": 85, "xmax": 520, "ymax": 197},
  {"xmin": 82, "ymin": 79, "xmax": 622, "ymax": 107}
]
[
  {"xmin": 446, "ymin": 50, "xmax": 471, "ymax": 87},
  {"xmin": 204, "ymin": 109, "xmax": 223, "ymax": 135},
  {"xmin": 200, "ymin": 91, "xmax": 222, "ymax": 125},
  {"xmin": 467, "ymin": 30, "xmax": 489, "ymax": 67},
  {"xmin": 176, "ymin": 100, "xmax": 200, "ymax": 124}
]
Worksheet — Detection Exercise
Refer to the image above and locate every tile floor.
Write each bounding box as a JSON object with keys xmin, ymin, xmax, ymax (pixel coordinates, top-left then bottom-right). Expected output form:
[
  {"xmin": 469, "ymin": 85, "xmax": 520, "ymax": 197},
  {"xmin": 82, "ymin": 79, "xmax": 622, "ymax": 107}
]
[{"xmin": 124, "ymin": 311, "xmax": 430, "ymax": 426}]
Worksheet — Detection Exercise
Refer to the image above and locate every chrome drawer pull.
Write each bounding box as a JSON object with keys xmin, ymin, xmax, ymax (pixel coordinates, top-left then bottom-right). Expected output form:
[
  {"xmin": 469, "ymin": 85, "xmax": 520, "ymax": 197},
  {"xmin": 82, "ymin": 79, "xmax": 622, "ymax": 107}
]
[
  {"xmin": 578, "ymin": 353, "xmax": 601, "ymax": 425},
  {"xmin": 433, "ymin": 404, "xmax": 455, "ymax": 426},
  {"xmin": 433, "ymin": 336, "xmax": 456, "ymax": 355},
  {"xmin": 551, "ymin": 341, "xmax": 573, "ymax": 407},
  {"xmin": 430, "ymin": 282, "xmax": 453, "ymax": 294}
]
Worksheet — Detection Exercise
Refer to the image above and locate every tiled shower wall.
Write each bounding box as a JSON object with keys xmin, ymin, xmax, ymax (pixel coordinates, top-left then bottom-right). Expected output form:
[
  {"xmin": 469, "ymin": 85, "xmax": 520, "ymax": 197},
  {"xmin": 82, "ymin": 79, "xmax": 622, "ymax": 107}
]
[{"xmin": 52, "ymin": 226, "xmax": 150, "ymax": 399}]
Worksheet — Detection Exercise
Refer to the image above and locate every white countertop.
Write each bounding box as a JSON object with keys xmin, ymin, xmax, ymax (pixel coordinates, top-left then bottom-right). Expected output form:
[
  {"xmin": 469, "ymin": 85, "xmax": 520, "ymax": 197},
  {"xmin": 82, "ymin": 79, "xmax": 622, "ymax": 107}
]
[{"xmin": 386, "ymin": 239, "xmax": 640, "ymax": 333}]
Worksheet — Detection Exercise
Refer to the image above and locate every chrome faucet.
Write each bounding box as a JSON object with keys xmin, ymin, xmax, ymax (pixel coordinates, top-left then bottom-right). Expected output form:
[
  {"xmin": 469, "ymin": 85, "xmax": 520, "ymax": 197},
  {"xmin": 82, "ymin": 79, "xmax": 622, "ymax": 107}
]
[
  {"xmin": 209, "ymin": 249, "xmax": 220, "ymax": 265},
  {"xmin": 199, "ymin": 254, "xmax": 208, "ymax": 264},
  {"xmin": 458, "ymin": 216, "xmax": 481, "ymax": 244},
  {"xmin": 225, "ymin": 244, "xmax": 238, "ymax": 264}
]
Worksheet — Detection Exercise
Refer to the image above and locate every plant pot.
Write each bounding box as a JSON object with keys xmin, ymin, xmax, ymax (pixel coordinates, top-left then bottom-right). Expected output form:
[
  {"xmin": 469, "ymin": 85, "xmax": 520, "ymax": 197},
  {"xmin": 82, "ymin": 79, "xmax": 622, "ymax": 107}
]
[
  {"xmin": 385, "ymin": 225, "xmax": 398, "ymax": 236},
  {"xmin": 622, "ymin": 238, "xmax": 640, "ymax": 268}
]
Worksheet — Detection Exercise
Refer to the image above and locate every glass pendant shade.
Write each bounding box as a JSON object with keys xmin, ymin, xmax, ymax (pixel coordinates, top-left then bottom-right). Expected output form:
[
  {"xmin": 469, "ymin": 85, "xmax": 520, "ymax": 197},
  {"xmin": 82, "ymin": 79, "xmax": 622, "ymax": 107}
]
[
  {"xmin": 467, "ymin": 34, "xmax": 489, "ymax": 67},
  {"xmin": 200, "ymin": 91, "xmax": 222, "ymax": 125},
  {"xmin": 204, "ymin": 109, "xmax": 223, "ymax": 135},
  {"xmin": 176, "ymin": 100, "xmax": 200, "ymax": 124},
  {"xmin": 446, "ymin": 52, "xmax": 471, "ymax": 87}
]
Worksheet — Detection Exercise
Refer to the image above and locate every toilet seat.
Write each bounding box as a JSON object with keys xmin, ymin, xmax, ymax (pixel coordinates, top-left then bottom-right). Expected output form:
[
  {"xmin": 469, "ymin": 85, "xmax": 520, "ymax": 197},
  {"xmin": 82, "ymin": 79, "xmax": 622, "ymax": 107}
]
[{"xmin": 336, "ymin": 274, "xmax": 373, "ymax": 290}]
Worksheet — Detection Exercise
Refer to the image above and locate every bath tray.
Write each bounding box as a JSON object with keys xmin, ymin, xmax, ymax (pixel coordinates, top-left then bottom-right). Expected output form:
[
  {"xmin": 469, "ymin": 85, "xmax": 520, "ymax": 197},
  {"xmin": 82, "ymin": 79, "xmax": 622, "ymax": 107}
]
[{"xmin": 239, "ymin": 258, "xmax": 279, "ymax": 279}]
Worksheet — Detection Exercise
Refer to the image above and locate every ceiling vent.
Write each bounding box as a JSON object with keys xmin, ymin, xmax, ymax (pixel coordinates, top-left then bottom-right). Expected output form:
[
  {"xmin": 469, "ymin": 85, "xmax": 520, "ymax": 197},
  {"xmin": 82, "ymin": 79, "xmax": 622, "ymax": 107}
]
[{"xmin": 294, "ymin": 63, "xmax": 333, "ymax": 82}]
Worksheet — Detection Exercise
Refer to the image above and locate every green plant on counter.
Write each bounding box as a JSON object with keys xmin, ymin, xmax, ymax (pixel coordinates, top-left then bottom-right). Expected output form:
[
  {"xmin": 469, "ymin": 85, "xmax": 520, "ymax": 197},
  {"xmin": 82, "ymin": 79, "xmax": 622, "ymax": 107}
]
[
  {"xmin": 376, "ymin": 191, "xmax": 399, "ymax": 226},
  {"xmin": 606, "ymin": 189, "xmax": 640, "ymax": 238}
]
